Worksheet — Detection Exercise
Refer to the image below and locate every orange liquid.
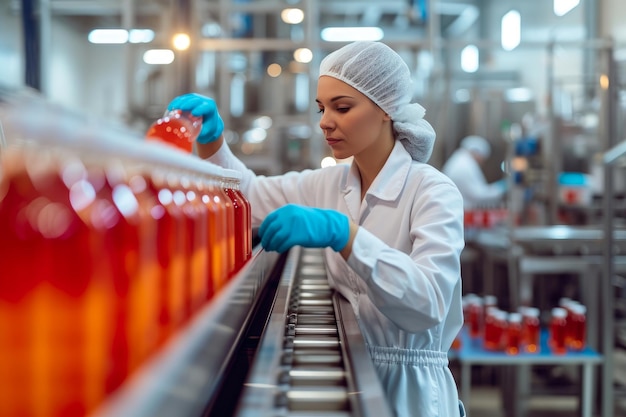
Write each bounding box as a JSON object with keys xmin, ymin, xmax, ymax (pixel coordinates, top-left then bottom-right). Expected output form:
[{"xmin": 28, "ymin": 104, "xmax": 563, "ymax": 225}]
[
  {"xmin": 124, "ymin": 170, "xmax": 161, "ymax": 367},
  {"xmin": 202, "ymin": 182, "xmax": 229, "ymax": 292},
  {"xmin": 184, "ymin": 182, "xmax": 209, "ymax": 315},
  {"xmin": 82, "ymin": 164, "xmax": 138, "ymax": 395},
  {"xmin": 506, "ymin": 321, "xmax": 522, "ymax": 355},
  {"xmin": 483, "ymin": 313, "xmax": 499, "ymax": 351},
  {"xmin": 145, "ymin": 111, "xmax": 201, "ymax": 153},
  {"xmin": 0, "ymin": 150, "xmax": 55, "ymax": 417},
  {"xmin": 550, "ymin": 315, "xmax": 567, "ymax": 354},
  {"xmin": 237, "ymin": 188, "xmax": 252, "ymax": 262},
  {"xmin": 569, "ymin": 312, "xmax": 586, "ymax": 350},
  {"xmin": 216, "ymin": 184, "xmax": 236, "ymax": 279},
  {"xmin": 153, "ymin": 176, "xmax": 188, "ymax": 337},
  {"xmin": 468, "ymin": 302, "xmax": 483, "ymax": 339},
  {"xmin": 522, "ymin": 315, "xmax": 540, "ymax": 353},
  {"xmin": 0, "ymin": 149, "xmax": 117, "ymax": 417},
  {"xmin": 224, "ymin": 184, "xmax": 246, "ymax": 272},
  {"xmin": 168, "ymin": 183, "xmax": 192, "ymax": 325}
]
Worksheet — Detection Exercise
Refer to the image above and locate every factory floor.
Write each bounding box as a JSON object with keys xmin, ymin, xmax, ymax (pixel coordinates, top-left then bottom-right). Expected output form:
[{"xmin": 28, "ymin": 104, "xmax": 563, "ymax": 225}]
[
  {"xmin": 466, "ymin": 386, "xmax": 626, "ymax": 417},
  {"xmin": 454, "ymin": 347, "xmax": 626, "ymax": 417}
]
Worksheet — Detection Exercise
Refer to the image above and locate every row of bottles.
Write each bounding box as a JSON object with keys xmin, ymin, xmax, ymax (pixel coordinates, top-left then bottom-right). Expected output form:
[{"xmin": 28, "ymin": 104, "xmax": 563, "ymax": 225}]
[
  {"xmin": 0, "ymin": 140, "xmax": 252, "ymax": 417},
  {"xmin": 463, "ymin": 206, "xmax": 509, "ymax": 229},
  {"xmin": 457, "ymin": 294, "xmax": 587, "ymax": 355}
]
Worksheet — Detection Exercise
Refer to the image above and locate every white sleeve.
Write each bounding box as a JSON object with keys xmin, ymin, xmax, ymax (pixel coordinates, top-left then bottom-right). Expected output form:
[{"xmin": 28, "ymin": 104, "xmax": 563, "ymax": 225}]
[{"xmin": 346, "ymin": 183, "xmax": 465, "ymax": 333}]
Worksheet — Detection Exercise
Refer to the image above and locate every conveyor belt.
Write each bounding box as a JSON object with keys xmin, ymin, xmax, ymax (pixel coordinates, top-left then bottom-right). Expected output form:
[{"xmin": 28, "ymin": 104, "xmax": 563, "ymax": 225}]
[
  {"xmin": 92, "ymin": 246, "xmax": 391, "ymax": 417},
  {"xmin": 234, "ymin": 247, "xmax": 393, "ymax": 417}
]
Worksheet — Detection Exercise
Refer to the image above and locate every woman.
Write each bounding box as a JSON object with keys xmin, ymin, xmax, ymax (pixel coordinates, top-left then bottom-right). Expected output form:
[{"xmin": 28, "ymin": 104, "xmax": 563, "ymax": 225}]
[{"xmin": 168, "ymin": 41, "xmax": 465, "ymax": 417}]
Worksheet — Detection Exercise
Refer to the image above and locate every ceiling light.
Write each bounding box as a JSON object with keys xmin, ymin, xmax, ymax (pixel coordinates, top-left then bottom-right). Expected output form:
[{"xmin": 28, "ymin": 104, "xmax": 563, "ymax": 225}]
[
  {"xmin": 505, "ymin": 87, "xmax": 533, "ymax": 102},
  {"xmin": 501, "ymin": 10, "xmax": 521, "ymax": 51},
  {"xmin": 143, "ymin": 49, "xmax": 175, "ymax": 65},
  {"xmin": 461, "ymin": 44, "xmax": 479, "ymax": 73},
  {"xmin": 128, "ymin": 29, "xmax": 155, "ymax": 44},
  {"xmin": 281, "ymin": 8, "xmax": 304, "ymax": 24},
  {"xmin": 320, "ymin": 27, "xmax": 384, "ymax": 42},
  {"xmin": 293, "ymin": 48, "xmax": 313, "ymax": 63},
  {"xmin": 553, "ymin": 0, "xmax": 580, "ymax": 16},
  {"xmin": 172, "ymin": 33, "xmax": 191, "ymax": 51},
  {"xmin": 88, "ymin": 29, "xmax": 128, "ymax": 44}
]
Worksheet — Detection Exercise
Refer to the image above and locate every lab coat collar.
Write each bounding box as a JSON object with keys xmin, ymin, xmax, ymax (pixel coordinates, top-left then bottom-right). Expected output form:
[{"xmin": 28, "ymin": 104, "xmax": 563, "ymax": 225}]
[{"xmin": 344, "ymin": 140, "xmax": 411, "ymax": 204}]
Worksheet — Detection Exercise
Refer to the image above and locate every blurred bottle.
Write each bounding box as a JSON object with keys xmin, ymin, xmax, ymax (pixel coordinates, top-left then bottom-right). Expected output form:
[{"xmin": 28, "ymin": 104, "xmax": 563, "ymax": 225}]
[
  {"xmin": 145, "ymin": 110, "xmax": 202, "ymax": 154},
  {"xmin": 201, "ymin": 178, "xmax": 229, "ymax": 293},
  {"xmin": 521, "ymin": 307, "xmax": 541, "ymax": 353},
  {"xmin": 121, "ymin": 163, "xmax": 162, "ymax": 366},
  {"xmin": 220, "ymin": 183, "xmax": 236, "ymax": 279},
  {"xmin": 568, "ymin": 303, "xmax": 587, "ymax": 351},
  {"xmin": 223, "ymin": 175, "xmax": 250, "ymax": 273},
  {"xmin": 467, "ymin": 297, "xmax": 483, "ymax": 339},
  {"xmin": 151, "ymin": 170, "xmax": 189, "ymax": 339},
  {"xmin": 184, "ymin": 176, "xmax": 209, "ymax": 315},
  {"xmin": 506, "ymin": 312, "xmax": 523, "ymax": 355},
  {"xmin": 235, "ymin": 178, "xmax": 252, "ymax": 264},
  {"xmin": 483, "ymin": 307, "xmax": 500, "ymax": 351},
  {"xmin": 550, "ymin": 307, "xmax": 568, "ymax": 354}
]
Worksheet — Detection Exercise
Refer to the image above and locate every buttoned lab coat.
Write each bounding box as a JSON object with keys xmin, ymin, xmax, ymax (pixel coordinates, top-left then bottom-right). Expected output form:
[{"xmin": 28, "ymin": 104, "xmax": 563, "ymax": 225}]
[
  {"xmin": 207, "ymin": 140, "xmax": 465, "ymax": 417},
  {"xmin": 442, "ymin": 148, "xmax": 505, "ymax": 209}
]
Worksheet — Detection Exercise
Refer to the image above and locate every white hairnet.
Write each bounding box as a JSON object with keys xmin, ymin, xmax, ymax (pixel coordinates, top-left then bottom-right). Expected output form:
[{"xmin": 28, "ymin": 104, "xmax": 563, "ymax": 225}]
[
  {"xmin": 319, "ymin": 41, "xmax": 436, "ymax": 163},
  {"xmin": 460, "ymin": 135, "xmax": 491, "ymax": 158}
]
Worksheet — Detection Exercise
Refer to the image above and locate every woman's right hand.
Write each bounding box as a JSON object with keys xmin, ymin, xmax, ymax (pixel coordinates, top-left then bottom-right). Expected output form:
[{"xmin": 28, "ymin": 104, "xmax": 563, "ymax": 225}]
[{"xmin": 167, "ymin": 93, "xmax": 224, "ymax": 144}]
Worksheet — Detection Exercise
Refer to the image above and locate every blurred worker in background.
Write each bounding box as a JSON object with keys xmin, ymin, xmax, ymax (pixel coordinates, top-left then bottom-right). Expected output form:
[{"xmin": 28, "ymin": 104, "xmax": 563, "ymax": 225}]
[
  {"xmin": 168, "ymin": 41, "xmax": 465, "ymax": 417},
  {"xmin": 442, "ymin": 135, "xmax": 507, "ymax": 209}
]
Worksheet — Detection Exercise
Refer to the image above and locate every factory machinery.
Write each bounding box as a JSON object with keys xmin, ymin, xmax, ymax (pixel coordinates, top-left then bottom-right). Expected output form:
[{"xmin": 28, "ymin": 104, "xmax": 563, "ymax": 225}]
[{"xmin": 93, "ymin": 246, "xmax": 393, "ymax": 417}]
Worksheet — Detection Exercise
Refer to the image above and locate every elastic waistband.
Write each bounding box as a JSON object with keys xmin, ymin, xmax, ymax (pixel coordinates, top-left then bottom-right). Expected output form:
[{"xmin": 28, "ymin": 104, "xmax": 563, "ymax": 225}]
[{"xmin": 367, "ymin": 345, "xmax": 449, "ymax": 367}]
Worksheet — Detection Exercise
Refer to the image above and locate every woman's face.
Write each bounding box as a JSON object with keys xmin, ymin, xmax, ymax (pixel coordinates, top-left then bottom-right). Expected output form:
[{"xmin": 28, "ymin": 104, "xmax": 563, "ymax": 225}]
[{"xmin": 316, "ymin": 76, "xmax": 392, "ymax": 161}]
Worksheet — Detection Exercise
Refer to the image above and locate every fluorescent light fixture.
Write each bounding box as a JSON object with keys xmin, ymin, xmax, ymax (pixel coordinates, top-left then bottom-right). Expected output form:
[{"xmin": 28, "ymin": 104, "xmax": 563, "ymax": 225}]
[
  {"xmin": 89, "ymin": 28, "xmax": 154, "ymax": 44},
  {"xmin": 505, "ymin": 87, "xmax": 533, "ymax": 102},
  {"xmin": 554, "ymin": 0, "xmax": 580, "ymax": 16},
  {"xmin": 501, "ymin": 10, "xmax": 521, "ymax": 51},
  {"xmin": 143, "ymin": 49, "xmax": 175, "ymax": 65},
  {"xmin": 128, "ymin": 29, "xmax": 155, "ymax": 43},
  {"xmin": 88, "ymin": 29, "xmax": 128, "ymax": 44},
  {"xmin": 281, "ymin": 8, "xmax": 304, "ymax": 24},
  {"xmin": 461, "ymin": 44, "xmax": 479, "ymax": 73},
  {"xmin": 321, "ymin": 27, "xmax": 384, "ymax": 42}
]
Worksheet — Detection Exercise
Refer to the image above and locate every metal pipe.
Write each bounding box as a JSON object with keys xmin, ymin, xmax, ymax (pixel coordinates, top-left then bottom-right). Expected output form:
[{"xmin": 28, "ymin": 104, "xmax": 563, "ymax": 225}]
[{"xmin": 601, "ymin": 42, "xmax": 617, "ymax": 417}]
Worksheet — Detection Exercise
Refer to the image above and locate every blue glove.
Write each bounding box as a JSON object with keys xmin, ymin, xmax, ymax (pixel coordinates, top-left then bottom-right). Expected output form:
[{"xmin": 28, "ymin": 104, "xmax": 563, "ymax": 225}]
[
  {"xmin": 167, "ymin": 93, "xmax": 224, "ymax": 144},
  {"xmin": 494, "ymin": 178, "xmax": 508, "ymax": 192},
  {"xmin": 258, "ymin": 204, "xmax": 350, "ymax": 253}
]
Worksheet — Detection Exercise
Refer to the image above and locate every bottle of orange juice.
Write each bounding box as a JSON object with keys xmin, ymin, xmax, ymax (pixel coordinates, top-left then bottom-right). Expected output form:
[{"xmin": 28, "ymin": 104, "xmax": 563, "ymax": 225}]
[{"xmin": 145, "ymin": 109, "xmax": 202, "ymax": 153}]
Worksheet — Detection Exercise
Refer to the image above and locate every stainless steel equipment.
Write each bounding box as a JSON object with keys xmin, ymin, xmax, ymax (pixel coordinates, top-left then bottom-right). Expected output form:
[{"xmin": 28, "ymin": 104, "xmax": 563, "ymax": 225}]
[{"xmin": 93, "ymin": 246, "xmax": 392, "ymax": 417}]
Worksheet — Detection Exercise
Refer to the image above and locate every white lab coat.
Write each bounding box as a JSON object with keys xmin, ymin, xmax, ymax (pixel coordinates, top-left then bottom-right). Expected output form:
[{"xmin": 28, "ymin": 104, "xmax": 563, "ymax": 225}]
[
  {"xmin": 442, "ymin": 148, "xmax": 505, "ymax": 209},
  {"xmin": 207, "ymin": 140, "xmax": 465, "ymax": 417}
]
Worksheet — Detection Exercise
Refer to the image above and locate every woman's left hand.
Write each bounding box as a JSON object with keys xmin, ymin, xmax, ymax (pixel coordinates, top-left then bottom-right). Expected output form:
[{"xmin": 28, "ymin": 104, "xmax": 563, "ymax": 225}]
[{"xmin": 258, "ymin": 204, "xmax": 350, "ymax": 253}]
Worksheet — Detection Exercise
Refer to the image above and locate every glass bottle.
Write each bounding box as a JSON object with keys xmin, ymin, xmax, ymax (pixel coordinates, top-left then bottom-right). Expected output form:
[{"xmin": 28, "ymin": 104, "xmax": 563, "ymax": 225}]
[
  {"xmin": 506, "ymin": 312, "xmax": 523, "ymax": 355},
  {"xmin": 550, "ymin": 307, "xmax": 568, "ymax": 354},
  {"xmin": 568, "ymin": 303, "xmax": 587, "ymax": 351},
  {"xmin": 467, "ymin": 297, "xmax": 484, "ymax": 339},
  {"xmin": 522, "ymin": 307, "xmax": 541, "ymax": 353},
  {"xmin": 145, "ymin": 109, "xmax": 202, "ymax": 154}
]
